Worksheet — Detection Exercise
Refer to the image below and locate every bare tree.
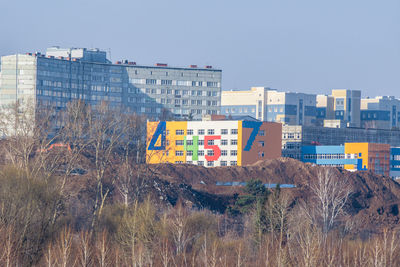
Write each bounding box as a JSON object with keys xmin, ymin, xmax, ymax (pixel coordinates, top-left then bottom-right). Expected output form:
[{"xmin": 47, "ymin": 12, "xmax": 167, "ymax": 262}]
[{"xmin": 301, "ymin": 168, "xmax": 352, "ymax": 237}]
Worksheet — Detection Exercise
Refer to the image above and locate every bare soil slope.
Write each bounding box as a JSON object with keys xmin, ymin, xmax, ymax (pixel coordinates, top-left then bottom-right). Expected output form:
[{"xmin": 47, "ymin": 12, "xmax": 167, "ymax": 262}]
[{"xmin": 144, "ymin": 158, "xmax": 400, "ymax": 233}]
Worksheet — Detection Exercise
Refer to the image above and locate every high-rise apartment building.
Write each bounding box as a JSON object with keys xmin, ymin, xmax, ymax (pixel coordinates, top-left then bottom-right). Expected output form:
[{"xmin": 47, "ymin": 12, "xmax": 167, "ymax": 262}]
[
  {"xmin": 331, "ymin": 89, "xmax": 361, "ymax": 127},
  {"xmin": 360, "ymin": 96, "xmax": 400, "ymax": 130},
  {"xmin": 316, "ymin": 95, "xmax": 334, "ymax": 126},
  {"xmin": 221, "ymin": 87, "xmax": 317, "ymax": 126},
  {"xmin": 0, "ymin": 47, "xmax": 222, "ymax": 119}
]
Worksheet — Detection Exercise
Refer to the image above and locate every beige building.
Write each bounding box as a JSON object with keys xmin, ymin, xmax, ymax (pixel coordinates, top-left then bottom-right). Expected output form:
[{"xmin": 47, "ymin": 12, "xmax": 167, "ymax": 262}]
[{"xmin": 221, "ymin": 87, "xmax": 317, "ymax": 126}]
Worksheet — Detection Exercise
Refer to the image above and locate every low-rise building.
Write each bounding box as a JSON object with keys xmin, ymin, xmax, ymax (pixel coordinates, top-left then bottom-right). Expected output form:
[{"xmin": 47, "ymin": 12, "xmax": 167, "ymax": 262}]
[
  {"xmin": 146, "ymin": 118, "xmax": 282, "ymax": 167},
  {"xmin": 282, "ymin": 125, "xmax": 400, "ymax": 162},
  {"xmin": 302, "ymin": 143, "xmax": 390, "ymax": 176}
]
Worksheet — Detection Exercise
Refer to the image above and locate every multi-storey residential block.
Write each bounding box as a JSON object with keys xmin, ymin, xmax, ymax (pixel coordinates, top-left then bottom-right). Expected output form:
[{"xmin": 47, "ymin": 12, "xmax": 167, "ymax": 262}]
[
  {"xmin": 221, "ymin": 87, "xmax": 317, "ymax": 125},
  {"xmin": 146, "ymin": 118, "xmax": 282, "ymax": 167},
  {"xmin": 360, "ymin": 96, "xmax": 400, "ymax": 130},
  {"xmin": 316, "ymin": 94, "xmax": 334, "ymax": 126},
  {"xmin": 0, "ymin": 47, "xmax": 222, "ymax": 119},
  {"xmin": 302, "ymin": 143, "xmax": 390, "ymax": 176},
  {"xmin": 331, "ymin": 89, "xmax": 361, "ymax": 127}
]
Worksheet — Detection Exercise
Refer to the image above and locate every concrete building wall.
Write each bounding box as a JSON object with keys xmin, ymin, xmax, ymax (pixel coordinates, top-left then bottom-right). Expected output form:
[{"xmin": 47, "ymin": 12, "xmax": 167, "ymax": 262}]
[
  {"xmin": 316, "ymin": 95, "xmax": 334, "ymax": 126},
  {"xmin": 331, "ymin": 89, "xmax": 361, "ymax": 127},
  {"xmin": 0, "ymin": 49, "xmax": 222, "ymax": 121},
  {"xmin": 221, "ymin": 87, "xmax": 317, "ymax": 126},
  {"xmin": 361, "ymin": 96, "xmax": 400, "ymax": 130}
]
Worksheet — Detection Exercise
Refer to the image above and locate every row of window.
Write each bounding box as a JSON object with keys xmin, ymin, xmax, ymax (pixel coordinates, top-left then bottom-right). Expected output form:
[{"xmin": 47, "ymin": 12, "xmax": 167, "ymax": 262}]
[
  {"xmin": 174, "ymin": 150, "xmax": 238, "ymax": 156},
  {"xmin": 130, "ymin": 79, "xmax": 220, "ymax": 88},
  {"xmin": 303, "ymin": 154, "xmax": 345, "ymax": 160},
  {"xmin": 175, "ymin": 161, "xmax": 237, "ymax": 166},
  {"xmin": 174, "ymin": 129, "xmax": 240, "ymax": 136},
  {"xmin": 175, "ymin": 139, "xmax": 238, "ymax": 146},
  {"xmin": 224, "ymin": 107, "xmax": 256, "ymax": 114},
  {"xmin": 174, "ymin": 129, "xmax": 266, "ymax": 136},
  {"xmin": 128, "ymin": 97, "xmax": 218, "ymax": 107},
  {"xmin": 132, "ymin": 88, "xmax": 220, "ymax": 97},
  {"xmin": 283, "ymin": 133, "xmax": 301, "ymax": 139}
]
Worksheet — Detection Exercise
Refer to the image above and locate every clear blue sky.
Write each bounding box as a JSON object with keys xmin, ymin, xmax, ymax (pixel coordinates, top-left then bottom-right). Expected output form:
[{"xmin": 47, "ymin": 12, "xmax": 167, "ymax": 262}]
[{"xmin": 1, "ymin": 0, "xmax": 399, "ymax": 97}]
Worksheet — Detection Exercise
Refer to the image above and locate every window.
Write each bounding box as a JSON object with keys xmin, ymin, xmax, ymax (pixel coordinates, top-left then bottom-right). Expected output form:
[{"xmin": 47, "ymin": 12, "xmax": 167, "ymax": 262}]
[
  {"xmin": 198, "ymin": 129, "xmax": 205, "ymax": 135},
  {"xmin": 230, "ymin": 150, "xmax": 237, "ymax": 156},
  {"xmin": 161, "ymin": 80, "xmax": 172, "ymax": 85},
  {"xmin": 176, "ymin": 140, "xmax": 184, "ymax": 146},
  {"xmin": 231, "ymin": 129, "xmax": 238, "ymax": 135},
  {"xmin": 221, "ymin": 150, "xmax": 227, "ymax": 156},
  {"xmin": 221, "ymin": 140, "xmax": 228, "ymax": 146},
  {"xmin": 197, "ymin": 90, "xmax": 202, "ymax": 96},
  {"xmin": 208, "ymin": 140, "xmax": 214, "ymax": 145},
  {"xmin": 207, "ymin": 129, "xmax": 215, "ymax": 135},
  {"xmin": 198, "ymin": 161, "xmax": 204, "ymax": 166},
  {"xmin": 258, "ymin": 152, "xmax": 264, "ymax": 158},
  {"xmin": 207, "ymin": 81, "xmax": 218, "ymax": 87},
  {"xmin": 221, "ymin": 129, "xmax": 228, "ymax": 135},
  {"xmin": 146, "ymin": 79, "xmax": 156, "ymax": 85},
  {"xmin": 176, "ymin": 130, "xmax": 184, "ymax": 135},
  {"xmin": 187, "ymin": 161, "xmax": 192, "ymax": 164},
  {"xmin": 207, "ymin": 150, "xmax": 214, "ymax": 156},
  {"xmin": 207, "ymin": 161, "xmax": 214, "ymax": 167},
  {"xmin": 198, "ymin": 150, "xmax": 204, "ymax": 156},
  {"xmin": 175, "ymin": 151, "xmax": 184, "ymax": 156},
  {"xmin": 230, "ymin": 161, "xmax": 237, "ymax": 166},
  {"xmin": 167, "ymin": 89, "xmax": 172, "ymax": 94},
  {"xmin": 231, "ymin": 139, "xmax": 237, "ymax": 145},
  {"xmin": 221, "ymin": 161, "xmax": 227, "ymax": 166},
  {"xmin": 259, "ymin": 130, "xmax": 265, "ymax": 136},
  {"xmin": 198, "ymin": 140, "xmax": 204, "ymax": 145},
  {"xmin": 258, "ymin": 141, "xmax": 265, "ymax": 147},
  {"xmin": 187, "ymin": 151, "xmax": 193, "ymax": 156},
  {"xmin": 175, "ymin": 161, "xmax": 183, "ymax": 164},
  {"xmin": 187, "ymin": 140, "xmax": 193, "ymax": 145},
  {"xmin": 187, "ymin": 129, "xmax": 193, "ymax": 135}
]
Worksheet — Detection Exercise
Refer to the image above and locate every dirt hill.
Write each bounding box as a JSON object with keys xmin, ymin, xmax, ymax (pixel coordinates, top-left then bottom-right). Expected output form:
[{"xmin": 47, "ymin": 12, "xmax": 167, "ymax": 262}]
[{"xmin": 140, "ymin": 158, "xmax": 400, "ymax": 234}]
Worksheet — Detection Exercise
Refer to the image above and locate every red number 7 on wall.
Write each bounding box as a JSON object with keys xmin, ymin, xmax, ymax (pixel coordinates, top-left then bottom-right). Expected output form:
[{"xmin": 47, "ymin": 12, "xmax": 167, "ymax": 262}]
[{"xmin": 204, "ymin": 135, "xmax": 221, "ymax": 161}]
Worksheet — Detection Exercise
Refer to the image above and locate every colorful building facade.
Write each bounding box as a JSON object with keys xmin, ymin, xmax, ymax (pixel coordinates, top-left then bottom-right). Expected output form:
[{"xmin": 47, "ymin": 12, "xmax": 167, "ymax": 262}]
[
  {"xmin": 302, "ymin": 143, "xmax": 390, "ymax": 176},
  {"xmin": 146, "ymin": 120, "xmax": 282, "ymax": 167}
]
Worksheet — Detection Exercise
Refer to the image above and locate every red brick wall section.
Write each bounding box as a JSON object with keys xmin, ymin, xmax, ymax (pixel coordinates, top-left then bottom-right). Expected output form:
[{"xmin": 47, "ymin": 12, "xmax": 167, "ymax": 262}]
[
  {"xmin": 241, "ymin": 122, "xmax": 282, "ymax": 166},
  {"xmin": 368, "ymin": 143, "xmax": 391, "ymax": 176}
]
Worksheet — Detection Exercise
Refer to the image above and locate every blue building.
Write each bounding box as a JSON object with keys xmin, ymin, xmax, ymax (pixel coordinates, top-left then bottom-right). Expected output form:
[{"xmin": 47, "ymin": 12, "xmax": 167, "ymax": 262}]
[
  {"xmin": 390, "ymin": 147, "xmax": 400, "ymax": 178},
  {"xmin": 301, "ymin": 145, "xmax": 356, "ymax": 167}
]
